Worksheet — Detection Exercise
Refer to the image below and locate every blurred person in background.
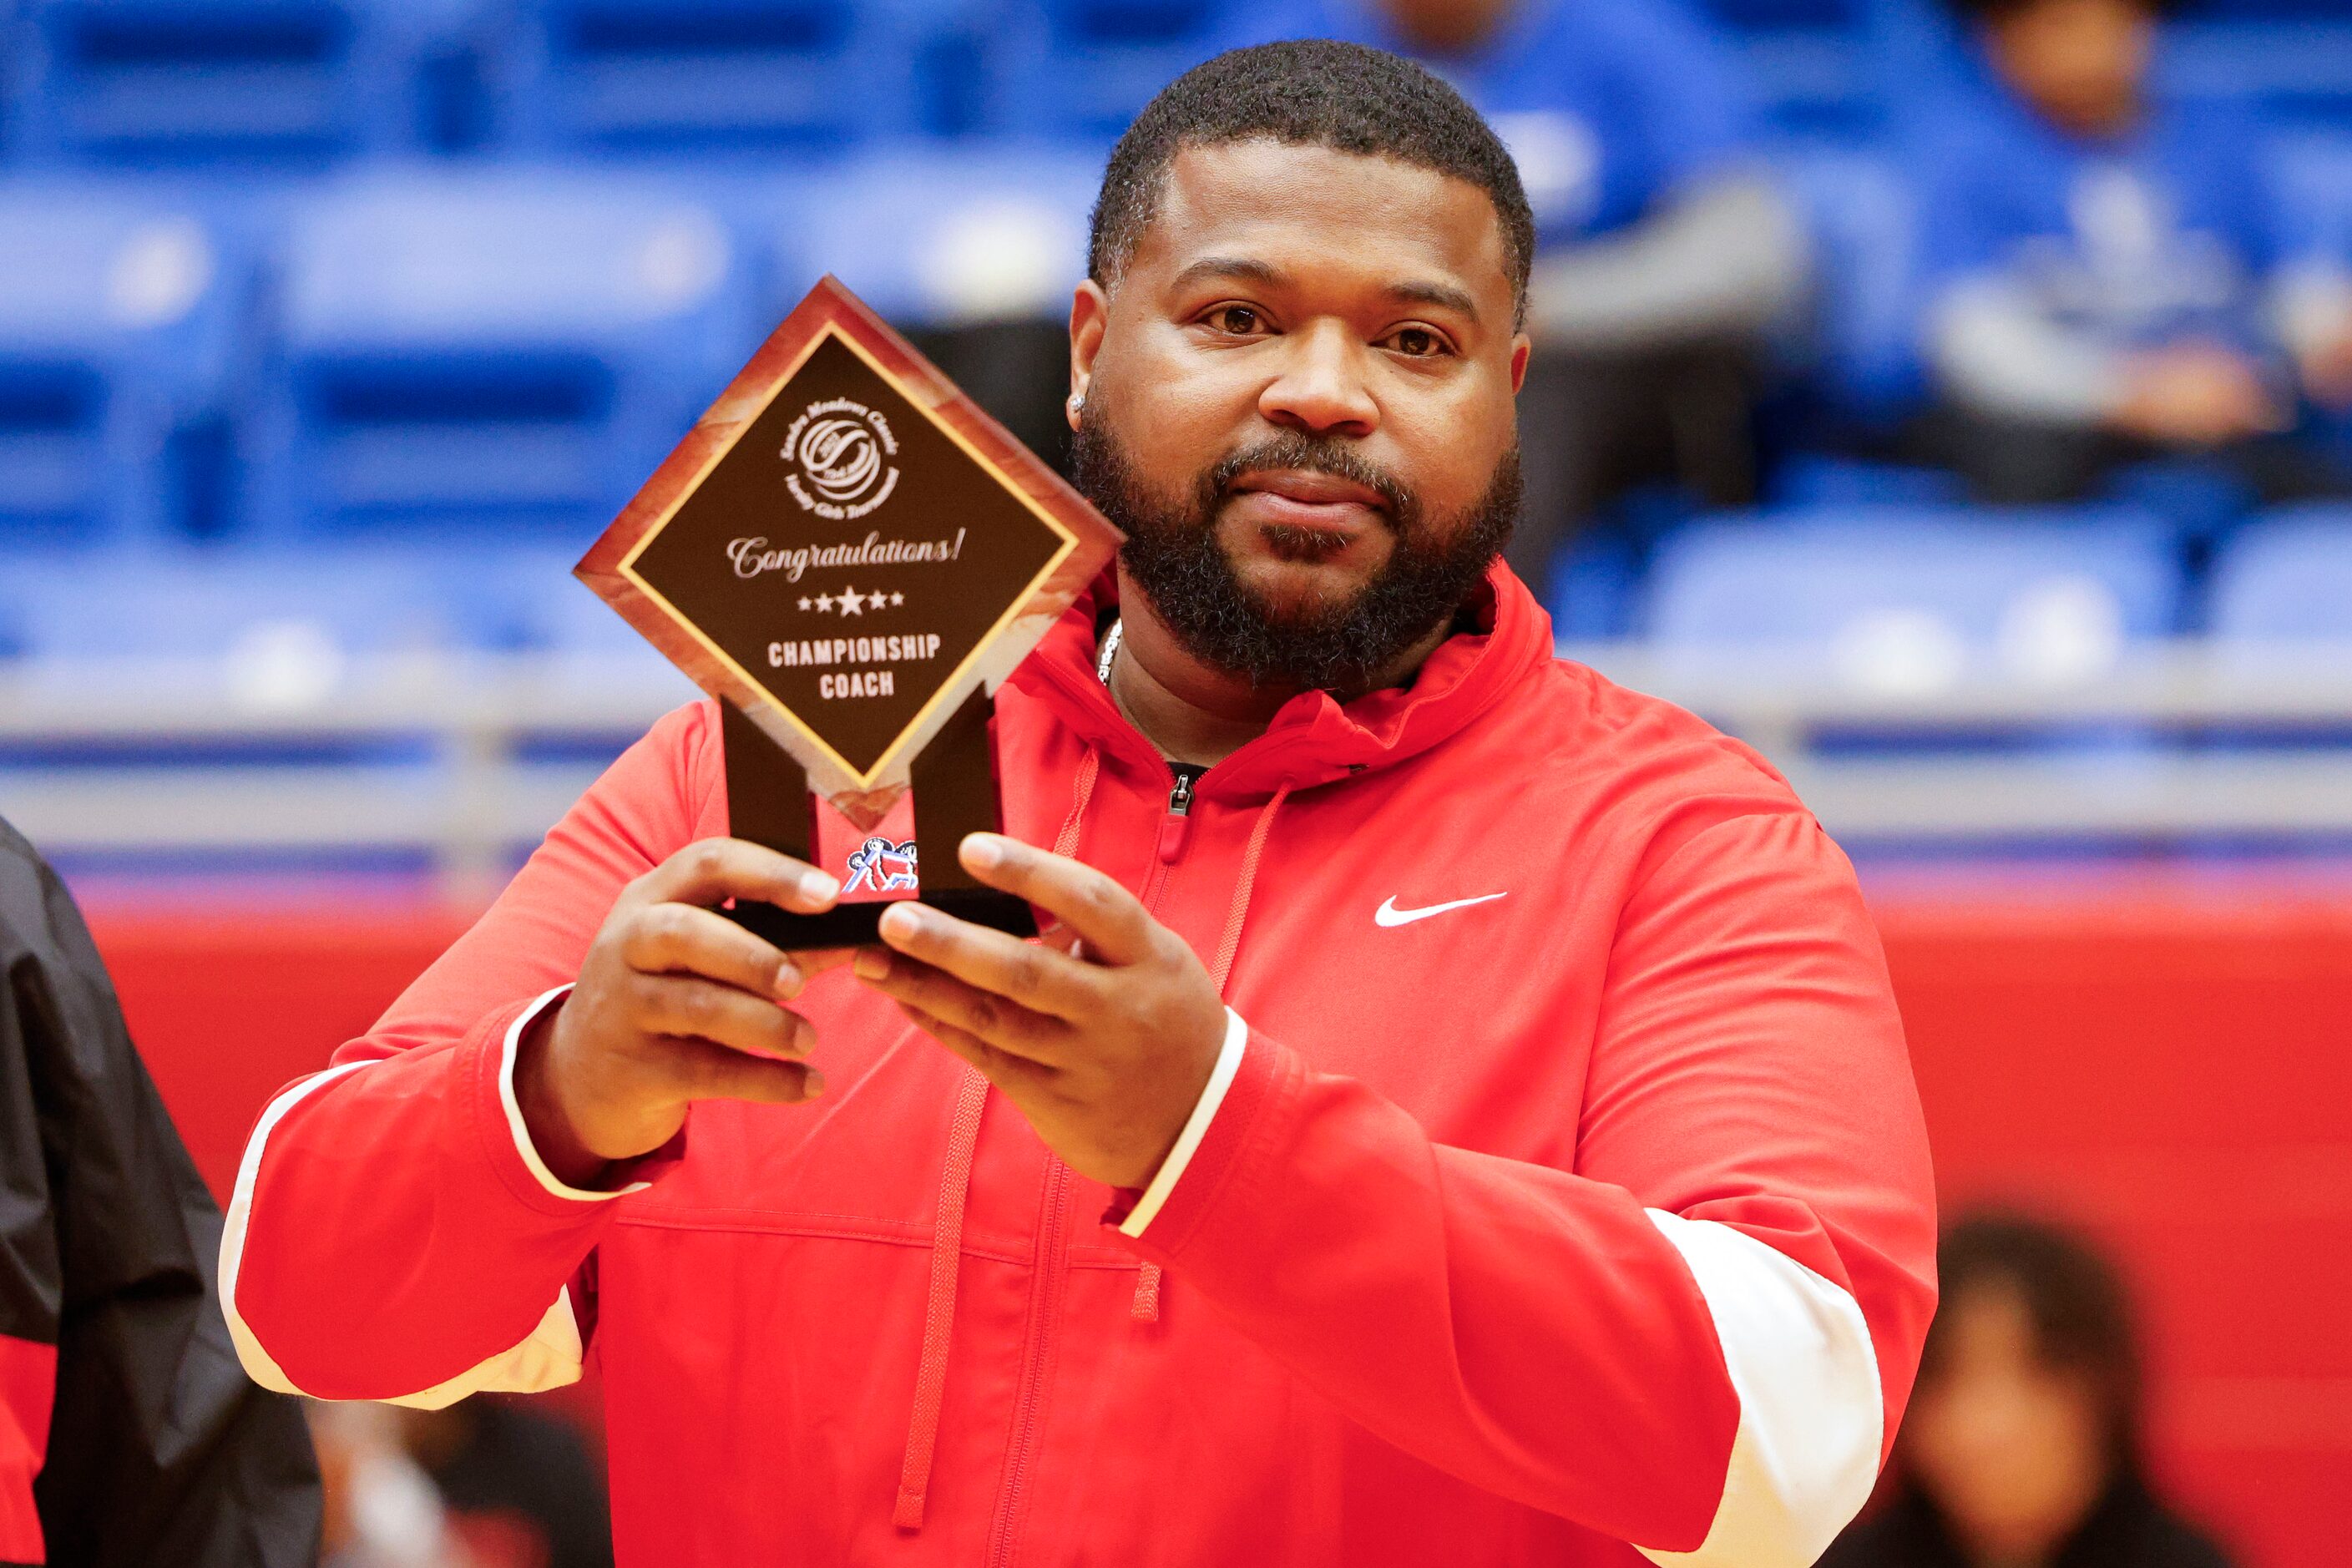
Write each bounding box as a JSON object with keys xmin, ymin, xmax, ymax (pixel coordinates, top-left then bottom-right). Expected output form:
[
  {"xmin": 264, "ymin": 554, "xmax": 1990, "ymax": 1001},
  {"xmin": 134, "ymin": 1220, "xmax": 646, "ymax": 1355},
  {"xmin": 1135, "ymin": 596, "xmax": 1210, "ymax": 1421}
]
[
  {"xmin": 314, "ymin": 1403, "xmax": 469, "ymax": 1568},
  {"xmin": 312, "ymin": 1399, "xmax": 612, "ymax": 1568},
  {"xmin": 0, "ymin": 817, "xmax": 318, "ymax": 1565},
  {"xmin": 1227, "ymin": 0, "xmax": 1810, "ymax": 584},
  {"xmin": 1911, "ymin": 0, "xmax": 2352, "ymax": 504},
  {"xmin": 405, "ymin": 1398, "xmax": 614, "ymax": 1568},
  {"xmin": 1822, "ymin": 1211, "xmax": 2233, "ymax": 1568}
]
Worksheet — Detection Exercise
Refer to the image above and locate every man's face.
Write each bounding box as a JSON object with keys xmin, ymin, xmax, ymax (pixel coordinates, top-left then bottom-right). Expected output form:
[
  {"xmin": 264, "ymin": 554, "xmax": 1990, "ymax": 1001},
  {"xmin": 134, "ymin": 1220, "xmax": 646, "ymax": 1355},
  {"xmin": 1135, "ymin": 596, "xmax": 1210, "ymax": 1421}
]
[{"xmin": 1068, "ymin": 139, "xmax": 1529, "ymax": 691}]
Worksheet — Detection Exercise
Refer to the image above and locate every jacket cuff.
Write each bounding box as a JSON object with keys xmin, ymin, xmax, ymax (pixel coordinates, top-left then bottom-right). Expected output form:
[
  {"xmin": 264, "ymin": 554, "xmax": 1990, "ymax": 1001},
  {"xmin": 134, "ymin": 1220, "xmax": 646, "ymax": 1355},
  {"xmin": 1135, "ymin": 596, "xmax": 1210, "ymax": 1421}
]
[
  {"xmin": 1112, "ymin": 1007, "xmax": 1250, "ymax": 1237},
  {"xmin": 473, "ymin": 987, "xmax": 684, "ymax": 1215},
  {"xmin": 1110, "ymin": 1021, "xmax": 1298, "ymax": 1257},
  {"xmin": 489, "ymin": 986, "xmax": 684, "ymax": 1203}
]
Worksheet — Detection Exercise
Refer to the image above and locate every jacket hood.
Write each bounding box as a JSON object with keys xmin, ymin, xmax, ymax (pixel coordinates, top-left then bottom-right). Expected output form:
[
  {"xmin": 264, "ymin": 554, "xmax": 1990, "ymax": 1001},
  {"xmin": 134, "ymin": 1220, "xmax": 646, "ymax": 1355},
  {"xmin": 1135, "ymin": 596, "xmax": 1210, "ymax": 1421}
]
[{"xmin": 1008, "ymin": 559, "xmax": 1556, "ymax": 802}]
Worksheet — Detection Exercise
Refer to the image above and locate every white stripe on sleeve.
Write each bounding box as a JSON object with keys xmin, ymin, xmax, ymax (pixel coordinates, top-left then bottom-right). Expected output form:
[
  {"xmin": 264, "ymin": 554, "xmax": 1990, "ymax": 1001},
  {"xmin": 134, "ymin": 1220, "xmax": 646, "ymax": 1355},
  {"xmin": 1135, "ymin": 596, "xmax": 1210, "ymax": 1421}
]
[
  {"xmin": 220, "ymin": 1059, "xmax": 375, "ymax": 1398},
  {"xmin": 494, "ymin": 984, "xmax": 658, "ymax": 1203},
  {"xmin": 1636, "ymin": 1211, "xmax": 1884, "ymax": 1568},
  {"xmin": 220, "ymin": 988, "xmax": 624, "ymax": 1405},
  {"xmin": 1118, "ymin": 1007, "xmax": 1249, "ymax": 1238},
  {"xmin": 372, "ymin": 1287, "xmax": 587, "ymax": 1410}
]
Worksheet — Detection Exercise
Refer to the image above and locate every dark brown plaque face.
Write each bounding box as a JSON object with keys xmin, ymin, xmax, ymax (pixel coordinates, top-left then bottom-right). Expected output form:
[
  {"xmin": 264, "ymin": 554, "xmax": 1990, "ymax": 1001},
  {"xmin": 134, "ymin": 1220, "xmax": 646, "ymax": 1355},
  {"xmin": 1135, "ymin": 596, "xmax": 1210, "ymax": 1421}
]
[
  {"xmin": 577, "ymin": 276, "xmax": 1120, "ymax": 822},
  {"xmin": 625, "ymin": 331, "xmax": 1070, "ymax": 780}
]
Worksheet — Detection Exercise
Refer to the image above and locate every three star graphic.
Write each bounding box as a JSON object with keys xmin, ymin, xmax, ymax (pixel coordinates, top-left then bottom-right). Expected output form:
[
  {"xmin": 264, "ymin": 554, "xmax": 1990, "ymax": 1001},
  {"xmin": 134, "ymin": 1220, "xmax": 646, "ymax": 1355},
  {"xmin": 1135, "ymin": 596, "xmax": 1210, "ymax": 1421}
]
[{"xmin": 796, "ymin": 589, "xmax": 907, "ymax": 616}]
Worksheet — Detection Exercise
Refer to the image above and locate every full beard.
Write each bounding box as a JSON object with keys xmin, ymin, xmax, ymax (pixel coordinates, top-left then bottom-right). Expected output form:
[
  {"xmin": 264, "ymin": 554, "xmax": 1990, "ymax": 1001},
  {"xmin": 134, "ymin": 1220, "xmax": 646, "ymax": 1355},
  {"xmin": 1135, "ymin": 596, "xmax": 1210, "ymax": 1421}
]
[{"xmin": 1069, "ymin": 412, "xmax": 1521, "ymax": 695}]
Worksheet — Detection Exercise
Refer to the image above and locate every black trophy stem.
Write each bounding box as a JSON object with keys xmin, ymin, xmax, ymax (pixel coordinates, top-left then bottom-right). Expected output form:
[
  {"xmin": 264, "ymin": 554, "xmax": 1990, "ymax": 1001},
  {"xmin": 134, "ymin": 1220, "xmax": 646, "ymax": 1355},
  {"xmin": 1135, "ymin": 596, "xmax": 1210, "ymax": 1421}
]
[{"xmin": 720, "ymin": 695, "xmax": 1037, "ymax": 949}]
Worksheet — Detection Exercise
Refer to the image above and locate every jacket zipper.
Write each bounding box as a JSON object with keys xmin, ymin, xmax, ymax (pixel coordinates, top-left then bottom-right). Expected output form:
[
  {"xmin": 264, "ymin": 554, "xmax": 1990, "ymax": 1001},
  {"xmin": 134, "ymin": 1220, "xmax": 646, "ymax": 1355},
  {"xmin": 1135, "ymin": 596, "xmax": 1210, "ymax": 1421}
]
[
  {"xmin": 1145, "ymin": 764, "xmax": 1199, "ymax": 903},
  {"xmin": 989, "ymin": 765, "xmax": 1198, "ymax": 1565},
  {"xmin": 988, "ymin": 1160, "xmax": 1070, "ymax": 1566}
]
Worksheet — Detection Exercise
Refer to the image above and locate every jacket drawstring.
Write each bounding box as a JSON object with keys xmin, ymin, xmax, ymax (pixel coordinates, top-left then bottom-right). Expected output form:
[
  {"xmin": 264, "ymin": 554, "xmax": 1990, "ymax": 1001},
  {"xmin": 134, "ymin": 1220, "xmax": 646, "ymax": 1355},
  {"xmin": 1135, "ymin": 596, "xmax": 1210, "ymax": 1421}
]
[
  {"xmin": 893, "ymin": 755, "xmax": 1291, "ymax": 1520},
  {"xmin": 893, "ymin": 1066, "xmax": 989, "ymax": 1530},
  {"xmin": 1130, "ymin": 780, "xmax": 1292, "ymax": 1325},
  {"xmin": 1210, "ymin": 783, "xmax": 1289, "ymax": 995},
  {"xmin": 1051, "ymin": 747, "xmax": 1100, "ymax": 859},
  {"xmin": 896, "ymin": 746, "xmax": 1100, "ymax": 1531}
]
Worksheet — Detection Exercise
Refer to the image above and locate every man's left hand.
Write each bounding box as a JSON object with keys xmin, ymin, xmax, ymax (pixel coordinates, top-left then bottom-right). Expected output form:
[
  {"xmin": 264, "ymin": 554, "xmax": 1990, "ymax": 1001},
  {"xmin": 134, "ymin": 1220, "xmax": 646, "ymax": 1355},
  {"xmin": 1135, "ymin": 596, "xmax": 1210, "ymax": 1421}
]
[{"xmin": 851, "ymin": 832, "xmax": 1229, "ymax": 1190}]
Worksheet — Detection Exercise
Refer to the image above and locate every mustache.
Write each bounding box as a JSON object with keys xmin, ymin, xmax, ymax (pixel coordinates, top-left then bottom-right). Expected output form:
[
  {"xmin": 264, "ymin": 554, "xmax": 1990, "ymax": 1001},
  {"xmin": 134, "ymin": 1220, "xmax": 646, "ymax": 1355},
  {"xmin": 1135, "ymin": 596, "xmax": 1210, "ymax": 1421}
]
[{"xmin": 1202, "ymin": 432, "xmax": 1416, "ymax": 527}]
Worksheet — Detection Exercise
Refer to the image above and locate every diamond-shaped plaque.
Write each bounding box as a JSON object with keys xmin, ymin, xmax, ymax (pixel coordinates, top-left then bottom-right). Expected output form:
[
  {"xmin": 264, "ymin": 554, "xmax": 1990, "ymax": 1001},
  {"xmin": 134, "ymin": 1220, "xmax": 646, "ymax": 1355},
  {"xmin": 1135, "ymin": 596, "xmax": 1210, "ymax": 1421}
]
[{"xmin": 577, "ymin": 276, "xmax": 1120, "ymax": 835}]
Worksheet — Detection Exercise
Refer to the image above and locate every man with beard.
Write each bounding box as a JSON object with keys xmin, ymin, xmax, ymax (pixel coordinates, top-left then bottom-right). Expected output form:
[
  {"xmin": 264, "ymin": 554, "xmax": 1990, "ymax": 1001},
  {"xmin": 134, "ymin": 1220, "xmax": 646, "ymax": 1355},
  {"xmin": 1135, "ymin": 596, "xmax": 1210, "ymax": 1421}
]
[{"xmin": 223, "ymin": 41, "xmax": 1935, "ymax": 1568}]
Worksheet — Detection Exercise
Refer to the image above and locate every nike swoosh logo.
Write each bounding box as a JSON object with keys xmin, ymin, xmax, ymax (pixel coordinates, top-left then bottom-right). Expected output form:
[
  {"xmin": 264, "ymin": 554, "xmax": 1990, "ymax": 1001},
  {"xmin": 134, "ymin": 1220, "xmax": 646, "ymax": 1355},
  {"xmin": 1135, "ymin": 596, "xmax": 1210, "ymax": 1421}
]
[{"xmin": 1374, "ymin": 892, "xmax": 1509, "ymax": 928}]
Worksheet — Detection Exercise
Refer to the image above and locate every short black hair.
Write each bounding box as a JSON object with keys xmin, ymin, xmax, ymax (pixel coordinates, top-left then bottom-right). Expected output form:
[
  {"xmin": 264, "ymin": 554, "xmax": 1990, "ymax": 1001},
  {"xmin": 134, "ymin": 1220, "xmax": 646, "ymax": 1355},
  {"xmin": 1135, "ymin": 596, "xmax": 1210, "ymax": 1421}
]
[
  {"xmin": 1088, "ymin": 40, "xmax": 1537, "ymax": 327},
  {"xmin": 1920, "ymin": 1211, "xmax": 2146, "ymax": 1469}
]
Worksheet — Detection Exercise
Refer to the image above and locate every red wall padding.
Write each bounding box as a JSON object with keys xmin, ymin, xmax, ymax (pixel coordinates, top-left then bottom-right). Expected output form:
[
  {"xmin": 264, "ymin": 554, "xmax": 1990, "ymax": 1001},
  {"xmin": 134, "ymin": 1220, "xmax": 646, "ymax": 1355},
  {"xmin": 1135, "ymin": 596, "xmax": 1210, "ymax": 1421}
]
[
  {"xmin": 83, "ymin": 893, "xmax": 2352, "ymax": 1568},
  {"xmin": 1875, "ymin": 896, "xmax": 2352, "ymax": 1568}
]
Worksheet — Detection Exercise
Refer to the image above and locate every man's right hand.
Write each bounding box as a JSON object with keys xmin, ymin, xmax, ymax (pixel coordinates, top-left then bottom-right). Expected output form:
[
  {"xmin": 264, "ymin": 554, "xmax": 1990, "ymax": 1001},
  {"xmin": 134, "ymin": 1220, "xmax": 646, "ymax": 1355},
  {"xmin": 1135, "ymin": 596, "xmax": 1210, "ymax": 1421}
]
[{"xmin": 515, "ymin": 838, "xmax": 846, "ymax": 1188}]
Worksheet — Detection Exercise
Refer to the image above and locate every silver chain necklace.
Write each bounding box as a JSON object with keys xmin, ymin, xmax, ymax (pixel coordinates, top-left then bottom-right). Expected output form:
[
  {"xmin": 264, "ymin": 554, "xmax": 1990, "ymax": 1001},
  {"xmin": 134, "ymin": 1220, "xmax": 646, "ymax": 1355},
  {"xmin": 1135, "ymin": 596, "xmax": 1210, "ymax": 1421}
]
[{"xmin": 1095, "ymin": 616, "xmax": 1123, "ymax": 687}]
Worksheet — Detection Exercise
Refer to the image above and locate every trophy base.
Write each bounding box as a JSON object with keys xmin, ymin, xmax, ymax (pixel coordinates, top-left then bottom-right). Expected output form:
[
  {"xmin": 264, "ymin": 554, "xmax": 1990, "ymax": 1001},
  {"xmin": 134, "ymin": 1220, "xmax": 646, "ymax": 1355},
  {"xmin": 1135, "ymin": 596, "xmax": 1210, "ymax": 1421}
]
[{"xmin": 724, "ymin": 888, "xmax": 1039, "ymax": 951}]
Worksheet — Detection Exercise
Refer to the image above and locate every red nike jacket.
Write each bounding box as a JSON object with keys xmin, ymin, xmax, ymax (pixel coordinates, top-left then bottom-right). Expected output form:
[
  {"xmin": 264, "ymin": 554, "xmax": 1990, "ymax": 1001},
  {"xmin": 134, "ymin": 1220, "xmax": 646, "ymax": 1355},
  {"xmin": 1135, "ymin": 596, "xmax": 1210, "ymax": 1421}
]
[{"xmin": 224, "ymin": 563, "xmax": 1936, "ymax": 1567}]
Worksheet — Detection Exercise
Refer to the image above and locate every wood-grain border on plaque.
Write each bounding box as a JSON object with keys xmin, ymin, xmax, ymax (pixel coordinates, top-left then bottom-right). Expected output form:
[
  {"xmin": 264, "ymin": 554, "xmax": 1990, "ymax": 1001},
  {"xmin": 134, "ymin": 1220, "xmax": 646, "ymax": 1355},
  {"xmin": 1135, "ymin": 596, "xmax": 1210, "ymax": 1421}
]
[
  {"xmin": 610, "ymin": 326, "xmax": 1080, "ymax": 791},
  {"xmin": 574, "ymin": 275, "xmax": 1120, "ymax": 810}
]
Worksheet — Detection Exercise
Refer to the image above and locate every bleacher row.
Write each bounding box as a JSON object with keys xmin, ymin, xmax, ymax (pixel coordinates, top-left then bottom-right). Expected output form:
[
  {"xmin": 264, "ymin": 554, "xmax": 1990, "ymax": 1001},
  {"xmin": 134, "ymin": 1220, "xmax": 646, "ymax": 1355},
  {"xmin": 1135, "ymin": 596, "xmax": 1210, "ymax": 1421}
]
[
  {"xmin": 5, "ymin": 0, "xmax": 2352, "ymax": 157},
  {"xmin": 0, "ymin": 149, "xmax": 1115, "ymax": 549},
  {"xmin": 12, "ymin": 155, "xmax": 2352, "ymax": 659},
  {"xmin": 6, "ymin": 0, "xmax": 2352, "ymax": 687},
  {"xmin": 4, "ymin": 506, "xmax": 2349, "ymax": 690},
  {"xmin": 1641, "ymin": 503, "xmax": 2352, "ymax": 676}
]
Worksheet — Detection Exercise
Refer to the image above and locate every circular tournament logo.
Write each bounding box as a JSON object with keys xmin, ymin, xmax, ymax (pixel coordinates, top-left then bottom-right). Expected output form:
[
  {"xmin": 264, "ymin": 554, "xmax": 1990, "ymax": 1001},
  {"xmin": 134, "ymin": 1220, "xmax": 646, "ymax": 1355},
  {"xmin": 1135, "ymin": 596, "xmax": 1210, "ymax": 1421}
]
[{"xmin": 781, "ymin": 397, "xmax": 901, "ymax": 520}]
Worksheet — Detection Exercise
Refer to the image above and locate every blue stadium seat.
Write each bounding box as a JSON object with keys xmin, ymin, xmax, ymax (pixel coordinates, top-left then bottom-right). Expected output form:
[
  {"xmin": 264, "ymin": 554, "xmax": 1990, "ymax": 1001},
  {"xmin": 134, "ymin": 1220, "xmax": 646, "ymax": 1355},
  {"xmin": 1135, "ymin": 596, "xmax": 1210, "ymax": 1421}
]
[
  {"xmin": 438, "ymin": 541, "xmax": 694, "ymax": 682},
  {"xmin": 986, "ymin": 0, "xmax": 1235, "ymax": 144},
  {"xmin": 1544, "ymin": 531, "xmax": 1646, "ymax": 643},
  {"xmin": 1764, "ymin": 456, "xmax": 1964, "ymax": 507},
  {"xmin": 0, "ymin": 183, "xmax": 244, "ymax": 544},
  {"xmin": 2165, "ymin": 21, "xmax": 2352, "ymax": 132},
  {"xmin": 1702, "ymin": 0, "xmax": 1864, "ymax": 139},
  {"xmin": 778, "ymin": 143, "xmax": 1101, "ymax": 326},
  {"xmin": 0, "ymin": 3, "xmax": 18, "ymax": 159},
  {"xmin": 1773, "ymin": 148, "xmax": 1926, "ymax": 428},
  {"xmin": 0, "ymin": 539, "xmax": 687, "ymax": 675},
  {"xmin": 2208, "ymin": 505, "xmax": 2352, "ymax": 658},
  {"xmin": 244, "ymin": 169, "xmax": 759, "ymax": 542},
  {"xmin": 1860, "ymin": 0, "xmax": 1970, "ymax": 118},
  {"xmin": 1705, "ymin": 0, "xmax": 1849, "ymax": 22},
  {"xmin": 2180, "ymin": 0, "xmax": 2352, "ymax": 13},
  {"xmin": 1643, "ymin": 507, "xmax": 2183, "ymax": 688},
  {"xmin": 0, "ymin": 546, "xmax": 452, "ymax": 674},
  {"xmin": 8, "ymin": 0, "xmax": 470, "ymax": 164},
  {"xmin": 2269, "ymin": 131, "xmax": 2352, "ymax": 260},
  {"xmin": 495, "ymin": 0, "xmax": 938, "ymax": 153}
]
